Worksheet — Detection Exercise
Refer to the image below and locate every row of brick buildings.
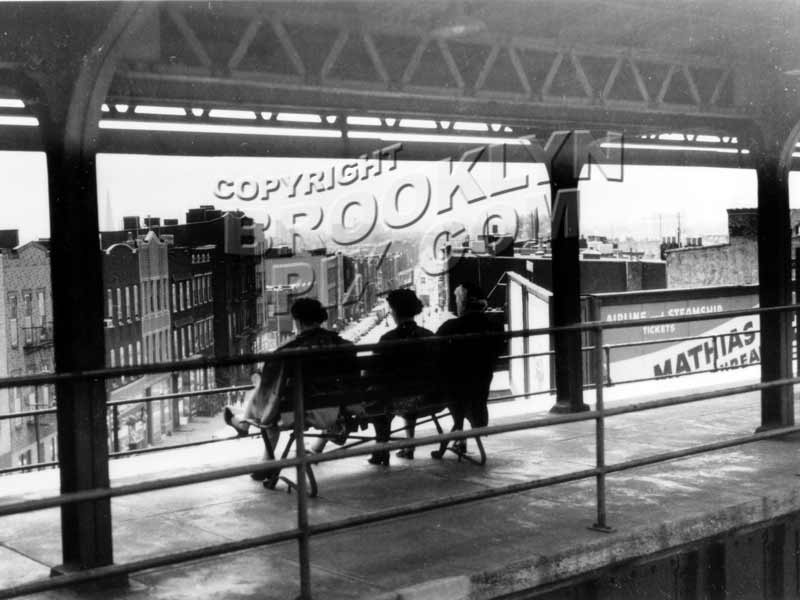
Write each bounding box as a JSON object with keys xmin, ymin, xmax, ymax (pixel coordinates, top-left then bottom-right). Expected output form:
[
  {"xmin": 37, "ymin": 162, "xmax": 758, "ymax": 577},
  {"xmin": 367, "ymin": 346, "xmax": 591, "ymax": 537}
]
[{"xmin": 1, "ymin": 206, "xmax": 409, "ymax": 470}]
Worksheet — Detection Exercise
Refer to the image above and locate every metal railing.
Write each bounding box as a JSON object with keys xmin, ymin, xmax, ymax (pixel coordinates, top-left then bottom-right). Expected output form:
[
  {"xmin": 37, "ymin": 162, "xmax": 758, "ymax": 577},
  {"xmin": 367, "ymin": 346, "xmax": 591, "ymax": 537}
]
[
  {"xmin": 0, "ymin": 303, "xmax": 798, "ymax": 598},
  {"xmin": 0, "ymin": 325, "xmax": 775, "ymax": 475}
]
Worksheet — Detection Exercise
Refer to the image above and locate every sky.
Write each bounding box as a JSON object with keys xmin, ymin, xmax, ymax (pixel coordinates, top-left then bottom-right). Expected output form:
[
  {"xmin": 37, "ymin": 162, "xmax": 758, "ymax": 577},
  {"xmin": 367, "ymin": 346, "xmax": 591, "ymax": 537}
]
[{"xmin": 0, "ymin": 150, "xmax": 793, "ymax": 246}]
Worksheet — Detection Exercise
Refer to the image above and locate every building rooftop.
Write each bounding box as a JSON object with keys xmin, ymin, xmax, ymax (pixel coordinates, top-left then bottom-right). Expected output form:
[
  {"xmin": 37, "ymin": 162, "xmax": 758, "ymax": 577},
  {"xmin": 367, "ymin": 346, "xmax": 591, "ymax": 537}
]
[{"xmin": 664, "ymin": 243, "xmax": 731, "ymax": 254}]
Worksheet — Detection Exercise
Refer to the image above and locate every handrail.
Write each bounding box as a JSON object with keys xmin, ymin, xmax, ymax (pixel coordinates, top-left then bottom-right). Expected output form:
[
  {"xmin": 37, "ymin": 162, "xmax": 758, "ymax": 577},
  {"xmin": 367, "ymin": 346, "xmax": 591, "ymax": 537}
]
[
  {"xmin": 0, "ymin": 306, "xmax": 784, "ymax": 474},
  {"xmin": 0, "ymin": 303, "xmax": 798, "ymax": 598},
  {"xmin": 1, "ymin": 373, "xmax": 796, "ymax": 517},
  {"xmin": 0, "ymin": 302, "xmax": 793, "ymax": 390},
  {"xmin": 0, "ymin": 373, "xmax": 797, "ymax": 597}
]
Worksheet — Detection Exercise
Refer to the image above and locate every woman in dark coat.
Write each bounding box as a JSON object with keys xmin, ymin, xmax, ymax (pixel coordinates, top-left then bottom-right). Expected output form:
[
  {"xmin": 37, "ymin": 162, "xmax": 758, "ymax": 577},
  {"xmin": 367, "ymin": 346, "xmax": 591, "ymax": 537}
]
[
  {"xmin": 435, "ymin": 282, "xmax": 503, "ymax": 454},
  {"xmin": 368, "ymin": 288, "xmax": 434, "ymax": 465}
]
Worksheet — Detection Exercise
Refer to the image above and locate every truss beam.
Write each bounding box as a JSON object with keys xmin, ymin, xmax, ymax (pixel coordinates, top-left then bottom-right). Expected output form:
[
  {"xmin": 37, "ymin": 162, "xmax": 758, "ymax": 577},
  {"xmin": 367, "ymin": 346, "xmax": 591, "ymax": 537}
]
[{"xmin": 110, "ymin": 7, "xmax": 744, "ymax": 122}]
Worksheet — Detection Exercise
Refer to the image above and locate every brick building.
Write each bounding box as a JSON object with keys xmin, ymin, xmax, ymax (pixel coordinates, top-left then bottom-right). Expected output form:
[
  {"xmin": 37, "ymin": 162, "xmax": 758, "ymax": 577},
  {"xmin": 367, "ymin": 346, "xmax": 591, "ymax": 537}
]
[
  {"xmin": 101, "ymin": 207, "xmax": 264, "ymax": 386},
  {"xmin": 261, "ymin": 251, "xmax": 361, "ymax": 344},
  {"xmin": 167, "ymin": 242, "xmax": 215, "ymax": 420},
  {"xmin": 0, "ymin": 239, "xmax": 56, "ymax": 470},
  {"xmin": 666, "ymin": 208, "xmax": 800, "ymax": 288},
  {"xmin": 101, "ymin": 232, "xmax": 177, "ymax": 450}
]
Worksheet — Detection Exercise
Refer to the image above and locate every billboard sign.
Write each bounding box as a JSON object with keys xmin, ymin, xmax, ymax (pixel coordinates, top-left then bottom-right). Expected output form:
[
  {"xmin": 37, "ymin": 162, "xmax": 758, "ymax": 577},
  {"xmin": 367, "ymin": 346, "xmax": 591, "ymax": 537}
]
[{"xmin": 590, "ymin": 286, "xmax": 760, "ymax": 383}]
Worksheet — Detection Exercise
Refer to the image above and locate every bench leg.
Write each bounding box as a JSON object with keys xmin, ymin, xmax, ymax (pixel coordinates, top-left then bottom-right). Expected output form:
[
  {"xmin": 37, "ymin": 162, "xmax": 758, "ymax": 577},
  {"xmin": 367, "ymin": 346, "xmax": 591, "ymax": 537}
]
[
  {"xmin": 452, "ymin": 435, "xmax": 486, "ymax": 466},
  {"xmin": 257, "ymin": 427, "xmax": 283, "ymax": 485},
  {"xmin": 262, "ymin": 431, "xmax": 319, "ymax": 498},
  {"xmin": 431, "ymin": 422, "xmax": 486, "ymax": 466}
]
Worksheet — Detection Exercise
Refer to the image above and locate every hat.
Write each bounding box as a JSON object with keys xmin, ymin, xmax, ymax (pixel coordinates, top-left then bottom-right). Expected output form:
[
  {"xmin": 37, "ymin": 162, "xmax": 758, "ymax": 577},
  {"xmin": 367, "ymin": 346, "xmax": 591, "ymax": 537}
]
[
  {"xmin": 386, "ymin": 288, "xmax": 423, "ymax": 318},
  {"xmin": 290, "ymin": 298, "xmax": 328, "ymax": 325}
]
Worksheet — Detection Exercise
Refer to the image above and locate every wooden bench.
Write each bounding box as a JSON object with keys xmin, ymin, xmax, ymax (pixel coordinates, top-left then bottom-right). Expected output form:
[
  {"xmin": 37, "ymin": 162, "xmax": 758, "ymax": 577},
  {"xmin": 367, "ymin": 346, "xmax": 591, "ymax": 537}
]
[{"xmin": 245, "ymin": 351, "xmax": 488, "ymax": 496}]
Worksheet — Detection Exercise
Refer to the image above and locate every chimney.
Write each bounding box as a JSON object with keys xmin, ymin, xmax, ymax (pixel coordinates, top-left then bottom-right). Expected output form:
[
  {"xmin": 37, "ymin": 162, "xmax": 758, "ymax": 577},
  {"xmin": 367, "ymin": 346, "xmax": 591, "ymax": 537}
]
[
  {"xmin": 727, "ymin": 208, "xmax": 758, "ymax": 242},
  {"xmin": 122, "ymin": 216, "xmax": 141, "ymax": 231},
  {"xmin": 0, "ymin": 230, "xmax": 19, "ymax": 250}
]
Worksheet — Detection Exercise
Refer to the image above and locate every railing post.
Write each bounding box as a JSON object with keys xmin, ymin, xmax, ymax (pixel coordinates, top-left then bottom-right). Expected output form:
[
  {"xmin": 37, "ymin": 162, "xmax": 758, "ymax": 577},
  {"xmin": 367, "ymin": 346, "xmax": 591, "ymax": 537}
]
[
  {"xmin": 112, "ymin": 405, "xmax": 120, "ymax": 453},
  {"xmin": 712, "ymin": 335, "xmax": 719, "ymax": 372},
  {"xmin": 795, "ymin": 248, "xmax": 800, "ymax": 378},
  {"xmin": 33, "ymin": 413, "xmax": 41, "ymax": 468},
  {"xmin": 292, "ymin": 358, "xmax": 312, "ymax": 600},
  {"xmin": 590, "ymin": 326, "xmax": 614, "ymax": 533}
]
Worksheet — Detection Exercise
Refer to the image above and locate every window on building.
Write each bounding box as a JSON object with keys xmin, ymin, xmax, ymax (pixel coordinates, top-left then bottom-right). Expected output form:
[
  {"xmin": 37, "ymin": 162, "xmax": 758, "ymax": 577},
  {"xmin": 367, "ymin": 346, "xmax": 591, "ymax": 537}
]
[
  {"xmin": 106, "ymin": 288, "xmax": 113, "ymax": 319},
  {"xmin": 185, "ymin": 280, "xmax": 192, "ymax": 309},
  {"xmin": 137, "ymin": 341, "xmax": 142, "ymax": 364},
  {"xmin": 125, "ymin": 286, "xmax": 131, "ymax": 320},
  {"xmin": 128, "ymin": 343, "xmax": 134, "ymax": 366},
  {"xmin": 37, "ymin": 289, "xmax": 45, "ymax": 326},
  {"xmin": 133, "ymin": 284, "xmax": 139, "ymax": 317},
  {"xmin": 171, "ymin": 282, "xmax": 176, "ymax": 313},
  {"xmin": 8, "ymin": 293, "xmax": 18, "ymax": 348},
  {"xmin": 116, "ymin": 288, "xmax": 122, "ymax": 322},
  {"xmin": 172, "ymin": 329, "xmax": 178, "ymax": 358},
  {"xmin": 22, "ymin": 291, "xmax": 33, "ymax": 344},
  {"xmin": 109, "ymin": 349, "xmax": 115, "ymax": 367}
]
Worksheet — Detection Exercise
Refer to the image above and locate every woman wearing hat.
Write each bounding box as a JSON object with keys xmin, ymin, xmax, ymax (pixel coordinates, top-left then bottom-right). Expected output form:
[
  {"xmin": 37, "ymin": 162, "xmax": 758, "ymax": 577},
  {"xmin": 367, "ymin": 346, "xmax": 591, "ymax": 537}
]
[
  {"xmin": 368, "ymin": 288, "xmax": 435, "ymax": 465},
  {"xmin": 224, "ymin": 297, "xmax": 357, "ymax": 479}
]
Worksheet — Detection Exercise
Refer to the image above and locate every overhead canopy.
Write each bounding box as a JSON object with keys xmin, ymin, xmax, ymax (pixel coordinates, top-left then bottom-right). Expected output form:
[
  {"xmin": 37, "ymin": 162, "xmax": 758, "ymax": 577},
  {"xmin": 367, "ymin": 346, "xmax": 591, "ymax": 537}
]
[{"xmin": 0, "ymin": 1, "xmax": 799, "ymax": 164}]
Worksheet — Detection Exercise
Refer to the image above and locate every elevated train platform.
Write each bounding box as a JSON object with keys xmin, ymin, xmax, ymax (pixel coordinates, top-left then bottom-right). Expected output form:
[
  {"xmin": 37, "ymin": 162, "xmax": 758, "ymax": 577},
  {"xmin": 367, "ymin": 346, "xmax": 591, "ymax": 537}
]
[
  {"xmin": 3, "ymin": 2, "xmax": 800, "ymax": 599},
  {"xmin": 3, "ymin": 387, "xmax": 800, "ymax": 600}
]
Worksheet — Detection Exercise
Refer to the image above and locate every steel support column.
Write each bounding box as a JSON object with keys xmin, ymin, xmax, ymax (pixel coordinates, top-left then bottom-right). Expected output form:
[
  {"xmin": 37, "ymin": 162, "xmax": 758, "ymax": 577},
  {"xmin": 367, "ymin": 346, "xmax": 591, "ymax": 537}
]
[
  {"xmin": 548, "ymin": 132, "xmax": 589, "ymax": 413},
  {"xmin": 754, "ymin": 123, "xmax": 798, "ymax": 430},
  {"xmin": 13, "ymin": 3, "xmax": 153, "ymax": 575},
  {"xmin": 42, "ymin": 70, "xmax": 115, "ymax": 576}
]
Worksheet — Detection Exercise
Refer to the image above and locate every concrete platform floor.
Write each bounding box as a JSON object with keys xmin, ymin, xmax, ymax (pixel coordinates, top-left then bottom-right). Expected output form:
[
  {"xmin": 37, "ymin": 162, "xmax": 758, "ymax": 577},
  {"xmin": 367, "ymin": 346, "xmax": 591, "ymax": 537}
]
[{"xmin": 2, "ymin": 386, "xmax": 800, "ymax": 600}]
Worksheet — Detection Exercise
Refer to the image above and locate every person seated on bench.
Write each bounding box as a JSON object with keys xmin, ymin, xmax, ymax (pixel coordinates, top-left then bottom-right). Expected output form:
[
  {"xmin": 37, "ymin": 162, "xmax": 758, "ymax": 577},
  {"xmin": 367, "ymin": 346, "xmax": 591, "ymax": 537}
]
[
  {"xmin": 368, "ymin": 289, "xmax": 435, "ymax": 465},
  {"xmin": 435, "ymin": 282, "xmax": 504, "ymax": 455},
  {"xmin": 224, "ymin": 297, "xmax": 357, "ymax": 479}
]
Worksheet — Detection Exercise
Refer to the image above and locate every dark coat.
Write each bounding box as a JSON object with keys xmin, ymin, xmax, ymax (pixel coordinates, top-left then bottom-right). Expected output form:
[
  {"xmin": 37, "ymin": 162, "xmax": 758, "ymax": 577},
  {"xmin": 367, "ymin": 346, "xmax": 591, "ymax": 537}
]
[
  {"xmin": 374, "ymin": 321, "xmax": 436, "ymax": 412},
  {"xmin": 260, "ymin": 327, "xmax": 357, "ymax": 407},
  {"xmin": 435, "ymin": 311, "xmax": 504, "ymax": 427}
]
